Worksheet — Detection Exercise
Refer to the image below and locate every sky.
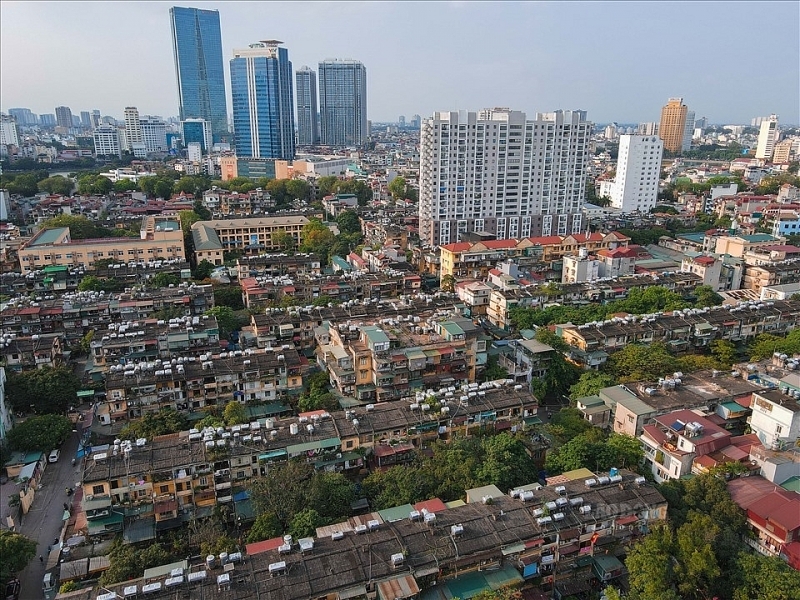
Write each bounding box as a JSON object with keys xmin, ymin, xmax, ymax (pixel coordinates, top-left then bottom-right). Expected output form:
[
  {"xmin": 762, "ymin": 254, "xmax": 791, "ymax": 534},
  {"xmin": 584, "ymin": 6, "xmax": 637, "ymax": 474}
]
[{"xmin": 1, "ymin": 1, "xmax": 799, "ymax": 125}]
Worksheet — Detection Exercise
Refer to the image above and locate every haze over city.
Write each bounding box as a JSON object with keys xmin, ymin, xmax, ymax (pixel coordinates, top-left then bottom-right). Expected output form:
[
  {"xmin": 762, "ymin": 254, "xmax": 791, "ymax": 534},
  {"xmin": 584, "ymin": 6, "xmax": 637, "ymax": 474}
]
[{"xmin": 1, "ymin": 1, "xmax": 798, "ymax": 124}]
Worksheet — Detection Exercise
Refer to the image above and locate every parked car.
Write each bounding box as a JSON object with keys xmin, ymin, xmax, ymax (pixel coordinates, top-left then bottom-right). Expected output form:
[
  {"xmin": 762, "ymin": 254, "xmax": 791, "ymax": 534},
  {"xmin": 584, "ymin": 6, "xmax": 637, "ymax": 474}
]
[{"xmin": 48, "ymin": 449, "xmax": 60, "ymax": 463}]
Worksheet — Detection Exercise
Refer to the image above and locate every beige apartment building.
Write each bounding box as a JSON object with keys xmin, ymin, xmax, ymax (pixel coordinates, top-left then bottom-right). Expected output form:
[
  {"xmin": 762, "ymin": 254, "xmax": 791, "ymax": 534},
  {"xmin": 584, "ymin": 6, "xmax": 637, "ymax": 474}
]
[
  {"xmin": 659, "ymin": 97, "xmax": 688, "ymax": 154},
  {"xmin": 191, "ymin": 216, "xmax": 310, "ymax": 265},
  {"xmin": 18, "ymin": 216, "xmax": 185, "ymax": 274}
]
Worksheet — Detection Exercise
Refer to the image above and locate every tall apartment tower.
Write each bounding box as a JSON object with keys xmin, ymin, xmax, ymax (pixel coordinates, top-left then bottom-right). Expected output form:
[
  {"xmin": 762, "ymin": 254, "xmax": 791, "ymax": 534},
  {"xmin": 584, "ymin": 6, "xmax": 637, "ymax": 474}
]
[
  {"xmin": 93, "ymin": 125, "xmax": 122, "ymax": 158},
  {"xmin": 295, "ymin": 66, "xmax": 319, "ymax": 146},
  {"xmin": 318, "ymin": 59, "xmax": 367, "ymax": 146},
  {"xmin": 124, "ymin": 107, "xmax": 142, "ymax": 145},
  {"xmin": 682, "ymin": 111, "xmax": 695, "ymax": 153},
  {"xmin": 55, "ymin": 106, "xmax": 73, "ymax": 130},
  {"xmin": 170, "ymin": 6, "xmax": 229, "ymax": 143},
  {"xmin": 658, "ymin": 97, "xmax": 688, "ymax": 154},
  {"xmin": 755, "ymin": 114, "xmax": 779, "ymax": 160},
  {"xmin": 8, "ymin": 108, "xmax": 37, "ymax": 126},
  {"xmin": 609, "ymin": 134, "xmax": 664, "ymax": 213},
  {"xmin": 230, "ymin": 40, "xmax": 295, "ymax": 160},
  {"xmin": 419, "ymin": 108, "xmax": 591, "ymax": 247}
]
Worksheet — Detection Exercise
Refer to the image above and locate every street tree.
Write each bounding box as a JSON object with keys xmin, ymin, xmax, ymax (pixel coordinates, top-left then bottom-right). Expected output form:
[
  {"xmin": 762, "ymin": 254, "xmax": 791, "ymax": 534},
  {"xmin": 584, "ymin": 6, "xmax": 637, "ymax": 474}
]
[
  {"xmin": 569, "ymin": 371, "xmax": 615, "ymax": 400},
  {"xmin": 5, "ymin": 367, "xmax": 82, "ymax": 414},
  {"xmin": 7, "ymin": 414, "xmax": 73, "ymax": 452},
  {"xmin": 0, "ymin": 530, "xmax": 37, "ymax": 582}
]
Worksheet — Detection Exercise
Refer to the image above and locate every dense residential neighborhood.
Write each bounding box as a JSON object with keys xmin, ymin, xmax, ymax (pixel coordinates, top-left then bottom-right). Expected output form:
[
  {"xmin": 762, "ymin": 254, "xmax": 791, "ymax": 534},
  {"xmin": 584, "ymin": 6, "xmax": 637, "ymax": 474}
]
[{"xmin": 2, "ymin": 4, "xmax": 800, "ymax": 600}]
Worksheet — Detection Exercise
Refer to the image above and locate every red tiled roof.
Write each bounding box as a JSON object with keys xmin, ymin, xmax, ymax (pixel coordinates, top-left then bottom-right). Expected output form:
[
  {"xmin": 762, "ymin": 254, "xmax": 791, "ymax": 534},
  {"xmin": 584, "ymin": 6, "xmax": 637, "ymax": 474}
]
[
  {"xmin": 440, "ymin": 243, "xmax": 472, "ymax": 252},
  {"xmin": 749, "ymin": 491, "xmax": 800, "ymax": 533},
  {"xmin": 414, "ymin": 498, "xmax": 448, "ymax": 513},
  {"xmin": 245, "ymin": 536, "xmax": 284, "ymax": 556},
  {"xmin": 729, "ymin": 476, "xmax": 787, "ymax": 510},
  {"xmin": 694, "ymin": 256, "xmax": 716, "ymax": 266},
  {"xmin": 523, "ymin": 236, "xmax": 563, "ymax": 246},
  {"xmin": 481, "ymin": 239, "xmax": 518, "ymax": 249}
]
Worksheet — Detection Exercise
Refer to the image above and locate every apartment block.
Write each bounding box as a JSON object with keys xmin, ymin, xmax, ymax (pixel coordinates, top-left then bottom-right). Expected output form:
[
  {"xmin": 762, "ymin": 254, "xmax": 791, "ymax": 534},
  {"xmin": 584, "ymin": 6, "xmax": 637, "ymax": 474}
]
[
  {"xmin": 191, "ymin": 216, "xmax": 310, "ymax": 265},
  {"xmin": 100, "ymin": 347, "xmax": 305, "ymax": 430},
  {"xmin": 317, "ymin": 315, "xmax": 487, "ymax": 403},
  {"xmin": 439, "ymin": 232, "xmax": 629, "ymax": 281},
  {"xmin": 608, "ymin": 134, "xmax": 664, "ymax": 213},
  {"xmin": 559, "ymin": 299, "xmax": 800, "ymax": 367},
  {"xmin": 18, "ymin": 216, "xmax": 185, "ymax": 274},
  {"xmin": 729, "ymin": 475, "xmax": 800, "ymax": 569},
  {"xmin": 419, "ymin": 108, "xmax": 592, "ymax": 247},
  {"xmin": 201, "ymin": 187, "xmax": 274, "ymax": 216},
  {"xmin": 99, "ymin": 467, "xmax": 666, "ymax": 599},
  {"xmin": 658, "ymin": 97, "xmax": 688, "ymax": 154}
]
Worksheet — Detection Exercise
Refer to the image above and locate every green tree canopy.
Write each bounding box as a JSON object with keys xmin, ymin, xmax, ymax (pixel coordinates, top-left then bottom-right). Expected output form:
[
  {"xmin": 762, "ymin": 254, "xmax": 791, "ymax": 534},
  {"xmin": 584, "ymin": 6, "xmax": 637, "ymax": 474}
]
[
  {"xmin": 193, "ymin": 259, "xmax": 214, "ymax": 280},
  {"xmin": 272, "ymin": 230, "xmax": 296, "ymax": 251},
  {"xmin": 37, "ymin": 175, "xmax": 74, "ymax": 196},
  {"xmin": 606, "ymin": 342, "xmax": 681, "ymax": 382},
  {"xmin": 246, "ymin": 512, "xmax": 281, "ymax": 543},
  {"xmin": 213, "ymin": 285, "xmax": 244, "ymax": 310},
  {"xmin": 78, "ymin": 275, "xmax": 125, "ymax": 293},
  {"xmin": 223, "ymin": 401, "xmax": 248, "ymax": 425},
  {"xmin": 6, "ymin": 414, "xmax": 73, "ymax": 452},
  {"xmin": 288, "ymin": 508, "xmax": 324, "ymax": 539},
  {"xmin": 150, "ymin": 272, "xmax": 180, "ymax": 288},
  {"xmin": 299, "ymin": 219, "xmax": 336, "ymax": 263},
  {"xmin": 76, "ymin": 173, "xmax": 113, "ymax": 196},
  {"xmin": 569, "ymin": 371, "xmax": 615, "ymax": 400},
  {"xmin": 335, "ymin": 210, "xmax": 361, "ymax": 236},
  {"xmin": 205, "ymin": 305, "xmax": 242, "ymax": 339},
  {"xmin": 101, "ymin": 540, "xmax": 172, "ymax": 585},
  {"xmin": 119, "ymin": 407, "xmax": 187, "ymax": 441},
  {"xmin": 113, "ymin": 179, "xmax": 139, "ymax": 193},
  {"xmin": 0, "ymin": 530, "xmax": 37, "ymax": 582},
  {"xmin": 5, "ymin": 366, "xmax": 82, "ymax": 414}
]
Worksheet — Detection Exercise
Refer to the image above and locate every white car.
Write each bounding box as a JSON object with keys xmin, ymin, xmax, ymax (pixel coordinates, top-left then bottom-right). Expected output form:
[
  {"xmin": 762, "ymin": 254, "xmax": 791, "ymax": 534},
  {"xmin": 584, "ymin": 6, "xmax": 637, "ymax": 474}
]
[{"xmin": 48, "ymin": 449, "xmax": 60, "ymax": 463}]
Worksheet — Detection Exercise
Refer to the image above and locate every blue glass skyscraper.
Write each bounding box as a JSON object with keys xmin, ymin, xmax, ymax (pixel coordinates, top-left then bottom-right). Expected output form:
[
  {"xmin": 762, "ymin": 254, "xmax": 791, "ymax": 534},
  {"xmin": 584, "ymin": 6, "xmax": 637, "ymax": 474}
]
[
  {"xmin": 230, "ymin": 41, "xmax": 295, "ymax": 160},
  {"xmin": 170, "ymin": 6, "xmax": 228, "ymax": 144}
]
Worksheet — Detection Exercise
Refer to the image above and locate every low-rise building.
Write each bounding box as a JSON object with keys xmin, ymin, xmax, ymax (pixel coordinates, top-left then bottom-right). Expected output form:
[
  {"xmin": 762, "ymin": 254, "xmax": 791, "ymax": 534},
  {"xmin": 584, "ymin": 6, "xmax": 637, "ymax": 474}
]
[
  {"xmin": 98, "ymin": 467, "xmax": 666, "ymax": 598},
  {"xmin": 201, "ymin": 187, "xmax": 273, "ymax": 216},
  {"xmin": 728, "ymin": 475, "xmax": 800, "ymax": 569},
  {"xmin": 18, "ymin": 216, "xmax": 185, "ymax": 274},
  {"xmin": 191, "ymin": 216, "xmax": 310, "ymax": 265},
  {"xmin": 559, "ymin": 299, "xmax": 800, "ymax": 367},
  {"xmin": 749, "ymin": 383, "xmax": 800, "ymax": 450},
  {"xmin": 99, "ymin": 347, "xmax": 305, "ymax": 431}
]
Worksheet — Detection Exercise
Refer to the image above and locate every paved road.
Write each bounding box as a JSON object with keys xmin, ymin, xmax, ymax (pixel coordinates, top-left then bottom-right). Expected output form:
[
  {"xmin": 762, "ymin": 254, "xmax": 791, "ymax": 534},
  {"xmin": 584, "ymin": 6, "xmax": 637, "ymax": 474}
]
[{"xmin": 0, "ymin": 431, "xmax": 81, "ymax": 600}]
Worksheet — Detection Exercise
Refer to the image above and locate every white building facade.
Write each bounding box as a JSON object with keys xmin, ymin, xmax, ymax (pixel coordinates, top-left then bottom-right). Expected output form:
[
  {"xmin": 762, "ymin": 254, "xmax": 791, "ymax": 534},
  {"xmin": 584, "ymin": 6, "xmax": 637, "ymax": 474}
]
[
  {"xmin": 419, "ymin": 108, "xmax": 591, "ymax": 247},
  {"xmin": 608, "ymin": 134, "xmax": 664, "ymax": 213},
  {"xmin": 141, "ymin": 118, "xmax": 168, "ymax": 153},
  {"xmin": 93, "ymin": 125, "xmax": 123, "ymax": 158},
  {"xmin": 755, "ymin": 114, "xmax": 779, "ymax": 160},
  {"xmin": 0, "ymin": 115, "xmax": 20, "ymax": 147}
]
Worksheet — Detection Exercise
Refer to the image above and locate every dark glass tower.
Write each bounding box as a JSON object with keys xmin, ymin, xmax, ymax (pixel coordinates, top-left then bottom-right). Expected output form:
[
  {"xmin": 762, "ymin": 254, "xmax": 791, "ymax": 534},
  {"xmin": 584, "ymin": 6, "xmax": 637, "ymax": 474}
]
[
  {"xmin": 170, "ymin": 6, "xmax": 229, "ymax": 144},
  {"xmin": 295, "ymin": 66, "xmax": 319, "ymax": 146},
  {"xmin": 230, "ymin": 41, "xmax": 295, "ymax": 160},
  {"xmin": 318, "ymin": 59, "xmax": 367, "ymax": 146}
]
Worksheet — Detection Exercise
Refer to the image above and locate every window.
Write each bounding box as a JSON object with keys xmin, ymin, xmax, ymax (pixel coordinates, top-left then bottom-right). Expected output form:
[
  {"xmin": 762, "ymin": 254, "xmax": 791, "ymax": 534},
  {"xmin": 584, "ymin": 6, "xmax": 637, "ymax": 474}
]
[
  {"xmin": 159, "ymin": 485, "xmax": 168, "ymax": 494},
  {"xmin": 359, "ymin": 357, "xmax": 367, "ymax": 366}
]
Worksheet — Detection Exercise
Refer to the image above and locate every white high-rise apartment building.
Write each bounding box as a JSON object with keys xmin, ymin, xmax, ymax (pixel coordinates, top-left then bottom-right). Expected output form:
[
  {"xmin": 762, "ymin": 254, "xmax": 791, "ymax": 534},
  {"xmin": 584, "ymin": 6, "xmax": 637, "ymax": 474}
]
[
  {"xmin": 0, "ymin": 115, "xmax": 20, "ymax": 147},
  {"xmin": 755, "ymin": 114, "xmax": 779, "ymax": 160},
  {"xmin": 682, "ymin": 111, "xmax": 695, "ymax": 153},
  {"xmin": 141, "ymin": 117, "xmax": 167, "ymax": 153},
  {"xmin": 419, "ymin": 108, "xmax": 591, "ymax": 247},
  {"xmin": 93, "ymin": 124, "xmax": 122, "ymax": 158},
  {"xmin": 608, "ymin": 134, "xmax": 664, "ymax": 213},
  {"xmin": 124, "ymin": 107, "xmax": 143, "ymax": 146}
]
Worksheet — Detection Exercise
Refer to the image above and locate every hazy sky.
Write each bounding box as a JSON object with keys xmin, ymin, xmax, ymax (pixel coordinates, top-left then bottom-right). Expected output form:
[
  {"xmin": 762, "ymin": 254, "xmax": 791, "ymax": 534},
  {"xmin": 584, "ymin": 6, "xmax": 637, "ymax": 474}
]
[{"xmin": 2, "ymin": 1, "xmax": 798, "ymax": 125}]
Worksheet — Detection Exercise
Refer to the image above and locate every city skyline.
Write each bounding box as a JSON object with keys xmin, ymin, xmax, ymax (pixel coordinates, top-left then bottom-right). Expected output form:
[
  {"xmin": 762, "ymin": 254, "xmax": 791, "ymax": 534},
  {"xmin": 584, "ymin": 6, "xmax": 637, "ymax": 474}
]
[{"xmin": 1, "ymin": 2, "xmax": 798, "ymax": 125}]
